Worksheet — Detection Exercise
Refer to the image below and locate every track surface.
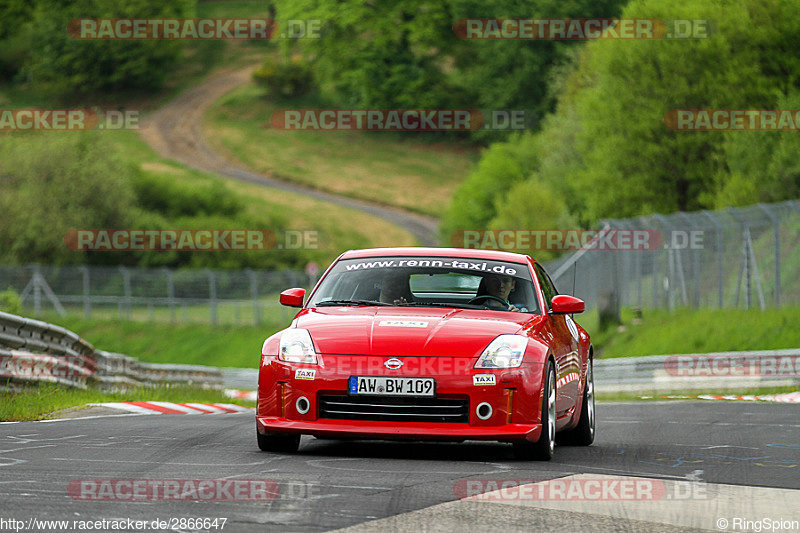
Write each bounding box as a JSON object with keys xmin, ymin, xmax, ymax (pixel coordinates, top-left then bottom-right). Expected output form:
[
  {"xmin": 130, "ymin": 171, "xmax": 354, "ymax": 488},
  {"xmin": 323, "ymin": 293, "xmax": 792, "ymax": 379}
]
[
  {"xmin": 1, "ymin": 402, "xmax": 798, "ymax": 531},
  {"xmin": 139, "ymin": 66, "xmax": 439, "ymax": 246}
]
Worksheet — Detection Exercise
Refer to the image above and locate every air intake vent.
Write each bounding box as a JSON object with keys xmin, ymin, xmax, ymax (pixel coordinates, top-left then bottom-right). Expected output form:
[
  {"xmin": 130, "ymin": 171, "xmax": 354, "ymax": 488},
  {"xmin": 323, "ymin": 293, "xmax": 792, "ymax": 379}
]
[{"xmin": 318, "ymin": 394, "xmax": 469, "ymax": 423}]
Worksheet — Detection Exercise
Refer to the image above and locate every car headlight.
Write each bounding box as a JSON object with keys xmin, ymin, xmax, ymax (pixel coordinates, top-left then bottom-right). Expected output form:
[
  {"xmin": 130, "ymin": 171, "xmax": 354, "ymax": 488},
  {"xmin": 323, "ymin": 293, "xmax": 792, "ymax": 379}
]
[
  {"xmin": 474, "ymin": 335, "xmax": 527, "ymax": 368},
  {"xmin": 279, "ymin": 329, "xmax": 317, "ymax": 364}
]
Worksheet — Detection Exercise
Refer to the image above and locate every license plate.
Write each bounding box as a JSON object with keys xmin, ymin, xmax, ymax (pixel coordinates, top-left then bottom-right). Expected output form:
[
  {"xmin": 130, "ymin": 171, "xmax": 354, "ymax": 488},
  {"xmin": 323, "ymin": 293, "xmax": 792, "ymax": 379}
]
[{"xmin": 348, "ymin": 376, "xmax": 435, "ymax": 397}]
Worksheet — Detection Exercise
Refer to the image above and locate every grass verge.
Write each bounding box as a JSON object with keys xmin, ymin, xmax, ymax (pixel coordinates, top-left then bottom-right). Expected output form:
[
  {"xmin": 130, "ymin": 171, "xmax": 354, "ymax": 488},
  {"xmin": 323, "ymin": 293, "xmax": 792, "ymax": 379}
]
[
  {"xmin": 0, "ymin": 383, "xmax": 253, "ymax": 422},
  {"xmin": 584, "ymin": 306, "xmax": 800, "ymax": 358},
  {"xmin": 107, "ymin": 128, "xmax": 418, "ymax": 262},
  {"xmin": 204, "ymin": 82, "xmax": 477, "ymax": 217},
  {"xmin": 37, "ymin": 313, "xmax": 280, "ymax": 368}
]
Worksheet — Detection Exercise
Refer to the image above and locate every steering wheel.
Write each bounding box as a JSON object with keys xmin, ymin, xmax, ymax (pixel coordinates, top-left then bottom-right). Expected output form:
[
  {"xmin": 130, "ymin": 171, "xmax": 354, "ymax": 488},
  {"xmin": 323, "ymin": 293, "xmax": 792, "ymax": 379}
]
[{"xmin": 468, "ymin": 295, "xmax": 510, "ymax": 308}]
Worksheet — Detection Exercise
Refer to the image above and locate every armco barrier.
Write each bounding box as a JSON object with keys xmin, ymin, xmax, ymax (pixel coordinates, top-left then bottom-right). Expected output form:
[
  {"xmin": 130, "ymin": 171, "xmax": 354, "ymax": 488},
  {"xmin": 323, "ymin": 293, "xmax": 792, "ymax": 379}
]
[
  {"xmin": 0, "ymin": 312, "xmax": 222, "ymax": 391},
  {"xmin": 95, "ymin": 351, "xmax": 223, "ymax": 390},
  {"xmin": 2, "ymin": 311, "xmax": 797, "ymax": 395},
  {"xmin": 0, "ymin": 311, "xmax": 95, "ymax": 357},
  {"xmin": 594, "ymin": 350, "xmax": 800, "ymax": 393},
  {"xmin": 0, "ymin": 348, "xmax": 96, "ymax": 389}
]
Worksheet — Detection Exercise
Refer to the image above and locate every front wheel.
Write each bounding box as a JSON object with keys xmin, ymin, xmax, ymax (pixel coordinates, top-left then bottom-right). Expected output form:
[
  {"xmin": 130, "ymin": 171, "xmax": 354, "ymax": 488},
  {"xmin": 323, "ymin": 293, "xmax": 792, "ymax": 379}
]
[
  {"xmin": 558, "ymin": 357, "xmax": 595, "ymax": 446},
  {"xmin": 513, "ymin": 361, "xmax": 556, "ymax": 461},
  {"xmin": 257, "ymin": 426, "xmax": 301, "ymax": 453}
]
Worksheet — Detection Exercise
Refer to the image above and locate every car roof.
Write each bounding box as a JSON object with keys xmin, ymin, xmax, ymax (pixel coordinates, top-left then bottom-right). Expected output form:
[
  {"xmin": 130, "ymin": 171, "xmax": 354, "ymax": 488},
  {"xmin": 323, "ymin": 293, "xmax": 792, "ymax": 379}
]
[{"xmin": 339, "ymin": 247, "xmax": 536, "ymax": 264}]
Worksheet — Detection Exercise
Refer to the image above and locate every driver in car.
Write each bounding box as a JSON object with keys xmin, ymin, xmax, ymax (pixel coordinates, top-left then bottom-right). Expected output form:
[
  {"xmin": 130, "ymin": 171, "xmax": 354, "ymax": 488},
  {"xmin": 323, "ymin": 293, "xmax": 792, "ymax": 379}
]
[
  {"xmin": 481, "ymin": 274, "xmax": 527, "ymax": 312},
  {"xmin": 379, "ymin": 270, "xmax": 414, "ymax": 305}
]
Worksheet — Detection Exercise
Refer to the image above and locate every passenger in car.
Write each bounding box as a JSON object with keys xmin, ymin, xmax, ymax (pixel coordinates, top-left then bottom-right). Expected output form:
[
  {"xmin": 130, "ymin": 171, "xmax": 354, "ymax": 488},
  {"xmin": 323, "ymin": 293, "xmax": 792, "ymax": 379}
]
[{"xmin": 480, "ymin": 274, "xmax": 528, "ymax": 312}]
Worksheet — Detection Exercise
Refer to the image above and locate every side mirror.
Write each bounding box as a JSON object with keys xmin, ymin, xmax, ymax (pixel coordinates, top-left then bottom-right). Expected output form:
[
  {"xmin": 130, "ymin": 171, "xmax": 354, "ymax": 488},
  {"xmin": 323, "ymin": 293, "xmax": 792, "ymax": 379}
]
[
  {"xmin": 280, "ymin": 288, "xmax": 306, "ymax": 308},
  {"xmin": 551, "ymin": 295, "xmax": 584, "ymax": 314}
]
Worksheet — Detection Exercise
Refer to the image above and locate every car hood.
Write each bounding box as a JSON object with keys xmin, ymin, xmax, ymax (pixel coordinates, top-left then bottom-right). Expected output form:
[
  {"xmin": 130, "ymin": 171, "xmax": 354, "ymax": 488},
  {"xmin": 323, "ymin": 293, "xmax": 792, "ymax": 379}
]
[{"xmin": 294, "ymin": 307, "xmax": 539, "ymax": 357}]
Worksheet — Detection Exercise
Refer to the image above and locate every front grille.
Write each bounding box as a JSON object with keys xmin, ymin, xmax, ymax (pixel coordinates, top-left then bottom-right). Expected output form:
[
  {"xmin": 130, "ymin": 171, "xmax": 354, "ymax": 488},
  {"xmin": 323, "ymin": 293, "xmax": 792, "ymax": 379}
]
[{"xmin": 318, "ymin": 394, "xmax": 469, "ymax": 423}]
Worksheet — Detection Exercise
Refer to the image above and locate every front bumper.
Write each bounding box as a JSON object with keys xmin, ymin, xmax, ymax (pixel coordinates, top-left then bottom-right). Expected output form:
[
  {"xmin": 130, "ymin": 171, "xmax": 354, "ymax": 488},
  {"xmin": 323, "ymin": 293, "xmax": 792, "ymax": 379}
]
[
  {"xmin": 257, "ymin": 355, "xmax": 546, "ymax": 443},
  {"xmin": 256, "ymin": 417, "xmax": 541, "ymax": 441}
]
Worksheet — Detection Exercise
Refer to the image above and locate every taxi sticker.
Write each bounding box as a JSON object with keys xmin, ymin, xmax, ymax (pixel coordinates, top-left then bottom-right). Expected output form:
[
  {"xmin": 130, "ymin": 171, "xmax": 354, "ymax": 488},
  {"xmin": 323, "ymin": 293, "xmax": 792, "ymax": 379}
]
[
  {"xmin": 295, "ymin": 368, "xmax": 316, "ymax": 380},
  {"xmin": 378, "ymin": 320, "xmax": 428, "ymax": 328},
  {"xmin": 473, "ymin": 374, "xmax": 496, "ymax": 386}
]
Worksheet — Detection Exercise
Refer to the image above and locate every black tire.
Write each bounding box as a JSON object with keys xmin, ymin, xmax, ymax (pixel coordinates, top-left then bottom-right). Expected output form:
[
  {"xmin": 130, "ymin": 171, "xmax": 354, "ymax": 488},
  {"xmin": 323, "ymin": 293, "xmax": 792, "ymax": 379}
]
[
  {"xmin": 257, "ymin": 427, "xmax": 301, "ymax": 453},
  {"xmin": 558, "ymin": 357, "xmax": 595, "ymax": 446},
  {"xmin": 513, "ymin": 361, "xmax": 556, "ymax": 461}
]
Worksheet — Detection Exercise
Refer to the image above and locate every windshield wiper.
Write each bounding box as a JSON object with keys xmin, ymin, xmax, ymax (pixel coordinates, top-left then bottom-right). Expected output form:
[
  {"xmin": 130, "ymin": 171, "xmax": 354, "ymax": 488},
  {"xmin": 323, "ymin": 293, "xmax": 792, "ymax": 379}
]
[{"xmin": 315, "ymin": 299, "xmax": 391, "ymax": 307}]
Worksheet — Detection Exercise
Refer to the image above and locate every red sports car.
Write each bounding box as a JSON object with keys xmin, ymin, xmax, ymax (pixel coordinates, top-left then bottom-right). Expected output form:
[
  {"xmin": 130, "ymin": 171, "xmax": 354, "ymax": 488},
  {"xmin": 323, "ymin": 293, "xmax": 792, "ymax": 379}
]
[{"xmin": 256, "ymin": 247, "xmax": 594, "ymax": 460}]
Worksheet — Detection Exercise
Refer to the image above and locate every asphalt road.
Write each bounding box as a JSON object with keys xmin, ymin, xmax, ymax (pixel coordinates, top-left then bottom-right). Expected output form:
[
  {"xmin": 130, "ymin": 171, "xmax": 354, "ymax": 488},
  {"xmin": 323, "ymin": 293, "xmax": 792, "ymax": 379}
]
[{"xmin": 1, "ymin": 402, "xmax": 798, "ymax": 532}]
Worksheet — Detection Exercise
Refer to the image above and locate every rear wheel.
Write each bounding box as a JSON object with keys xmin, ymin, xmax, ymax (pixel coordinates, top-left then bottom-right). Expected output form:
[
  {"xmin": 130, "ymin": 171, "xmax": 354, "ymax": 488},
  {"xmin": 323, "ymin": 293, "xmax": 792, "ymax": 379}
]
[
  {"xmin": 558, "ymin": 357, "xmax": 595, "ymax": 446},
  {"xmin": 513, "ymin": 361, "xmax": 555, "ymax": 461},
  {"xmin": 257, "ymin": 426, "xmax": 301, "ymax": 453}
]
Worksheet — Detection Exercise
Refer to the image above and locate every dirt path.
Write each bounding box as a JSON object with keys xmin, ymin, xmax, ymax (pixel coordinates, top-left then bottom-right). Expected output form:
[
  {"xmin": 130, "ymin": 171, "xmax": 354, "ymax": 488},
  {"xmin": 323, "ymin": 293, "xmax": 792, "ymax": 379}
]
[{"xmin": 139, "ymin": 65, "xmax": 439, "ymax": 246}]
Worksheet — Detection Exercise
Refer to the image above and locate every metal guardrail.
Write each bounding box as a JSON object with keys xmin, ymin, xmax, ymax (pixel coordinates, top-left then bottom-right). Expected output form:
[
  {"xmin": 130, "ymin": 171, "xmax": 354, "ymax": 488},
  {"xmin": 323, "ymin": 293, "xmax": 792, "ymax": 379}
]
[
  {"xmin": 0, "ymin": 311, "xmax": 95, "ymax": 357},
  {"xmin": 595, "ymin": 350, "xmax": 800, "ymax": 393},
  {"xmin": 1, "ymin": 311, "xmax": 796, "ymax": 395},
  {"xmin": 216, "ymin": 352, "xmax": 799, "ymax": 395},
  {"xmin": 0, "ymin": 312, "xmax": 222, "ymax": 391},
  {"xmin": 95, "ymin": 351, "xmax": 223, "ymax": 390}
]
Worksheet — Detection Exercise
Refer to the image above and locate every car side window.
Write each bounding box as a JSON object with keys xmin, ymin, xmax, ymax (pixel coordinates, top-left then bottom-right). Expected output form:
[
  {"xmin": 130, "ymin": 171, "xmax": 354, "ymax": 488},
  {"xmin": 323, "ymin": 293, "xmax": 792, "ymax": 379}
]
[{"xmin": 534, "ymin": 264, "xmax": 558, "ymax": 312}]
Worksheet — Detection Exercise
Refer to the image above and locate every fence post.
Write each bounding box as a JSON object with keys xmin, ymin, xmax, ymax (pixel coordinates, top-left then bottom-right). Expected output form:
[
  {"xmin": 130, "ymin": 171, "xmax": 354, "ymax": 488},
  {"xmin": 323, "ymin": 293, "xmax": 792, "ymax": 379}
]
[
  {"xmin": 635, "ymin": 217, "xmax": 649, "ymax": 310},
  {"xmin": 162, "ymin": 267, "xmax": 176, "ymax": 323},
  {"xmin": 33, "ymin": 264, "xmax": 42, "ymax": 315},
  {"xmin": 702, "ymin": 211, "xmax": 724, "ymax": 308},
  {"xmin": 247, "ymin": 269, "xmax": 260, "ymax": 325},
  {"xmin": 655, "ymin": 215, "xmax": 687, "ymax": 308},
  {"xmin": 118, "ymin": 266, "xmax": 132, "ymax": 320},
  {"xmin": 679, "ymin": 213, "xmax": 701, "ymax": 308},
  {"xmin": 207, "ymin": 269, "xmax": 218, "ymax": 326},
  {"xmin": 79, "ymin": 265, "xmax": 91, "ymax": 318},
  {"xmin": 757, "ymin": 203, "xmax": 780, "ymax": 307},
  {"xmin": 643, "ymin": 216, "xmax": 658, "ymax": 308}
]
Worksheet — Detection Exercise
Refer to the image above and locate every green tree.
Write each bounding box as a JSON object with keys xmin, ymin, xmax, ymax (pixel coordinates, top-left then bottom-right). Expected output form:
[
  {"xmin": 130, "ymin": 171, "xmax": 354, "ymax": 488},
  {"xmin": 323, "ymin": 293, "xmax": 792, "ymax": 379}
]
[
  {"xmin": 713, "ymin": 89, "xmax": 800, "ymax": 208},
  {"xmin": 439, "ymin": 132, "xmax": 540, "ymax": 241},
  {"xmin": 489, "ymin": 179, "xmax": 578, "ymax": 260},
  {"xmin": 447, "ymin": 0, "xmax": 627, "ymax": 142},
  {"xmin": 273, "ymin": 0, "xmax": 462, "ymax": 109},
  {"xmin": 21, "ymin": 0, "xmax": 193, "ymax": 98},
  {"xmin": 571, "ymin": 0, "xmax": 800, "ymax": 219}
]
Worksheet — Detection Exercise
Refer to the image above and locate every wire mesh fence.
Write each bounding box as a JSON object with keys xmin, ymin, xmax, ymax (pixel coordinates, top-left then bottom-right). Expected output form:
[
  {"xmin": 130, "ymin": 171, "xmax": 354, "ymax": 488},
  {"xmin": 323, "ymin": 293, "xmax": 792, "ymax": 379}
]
[
  {"xmin": 2, "ymin": 199, "xmax": 798, "ymax": 325},
  {"xmin": 0, "ymin": 265, "xmax": 312, "ymax": 325},
  {"xmin": 543, "ymin": 199, "xmax": 800, "ymax": 314}
]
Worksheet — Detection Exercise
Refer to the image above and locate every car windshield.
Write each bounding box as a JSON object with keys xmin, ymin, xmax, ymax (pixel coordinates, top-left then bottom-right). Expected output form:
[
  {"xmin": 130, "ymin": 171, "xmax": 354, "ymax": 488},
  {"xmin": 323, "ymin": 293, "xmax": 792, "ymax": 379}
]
[{"xmin": 307, "ymin": 256, "xmax": 540, "ymax": 314}]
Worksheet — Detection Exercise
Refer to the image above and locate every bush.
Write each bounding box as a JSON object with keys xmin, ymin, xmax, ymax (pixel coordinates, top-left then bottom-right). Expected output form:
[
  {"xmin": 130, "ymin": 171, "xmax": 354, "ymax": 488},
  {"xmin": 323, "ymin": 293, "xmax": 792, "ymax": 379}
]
[
  {"xmin": 0, "ymin": 290, "xmax": 22, "ymax": 315},
  {"xmin": 253, "ymin": 57, "xmax": 314, "ymax": 99},
  {"xmin": 131, "ymin": 173, "xmax": 243, "ymax": 218},
  {"xmin": 0, "ymin": 132, "xmax": 137, "ymax": 265},
  {"xmin": 0, "ymin": 130, "xmax": 306, "ymax": 270}
]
